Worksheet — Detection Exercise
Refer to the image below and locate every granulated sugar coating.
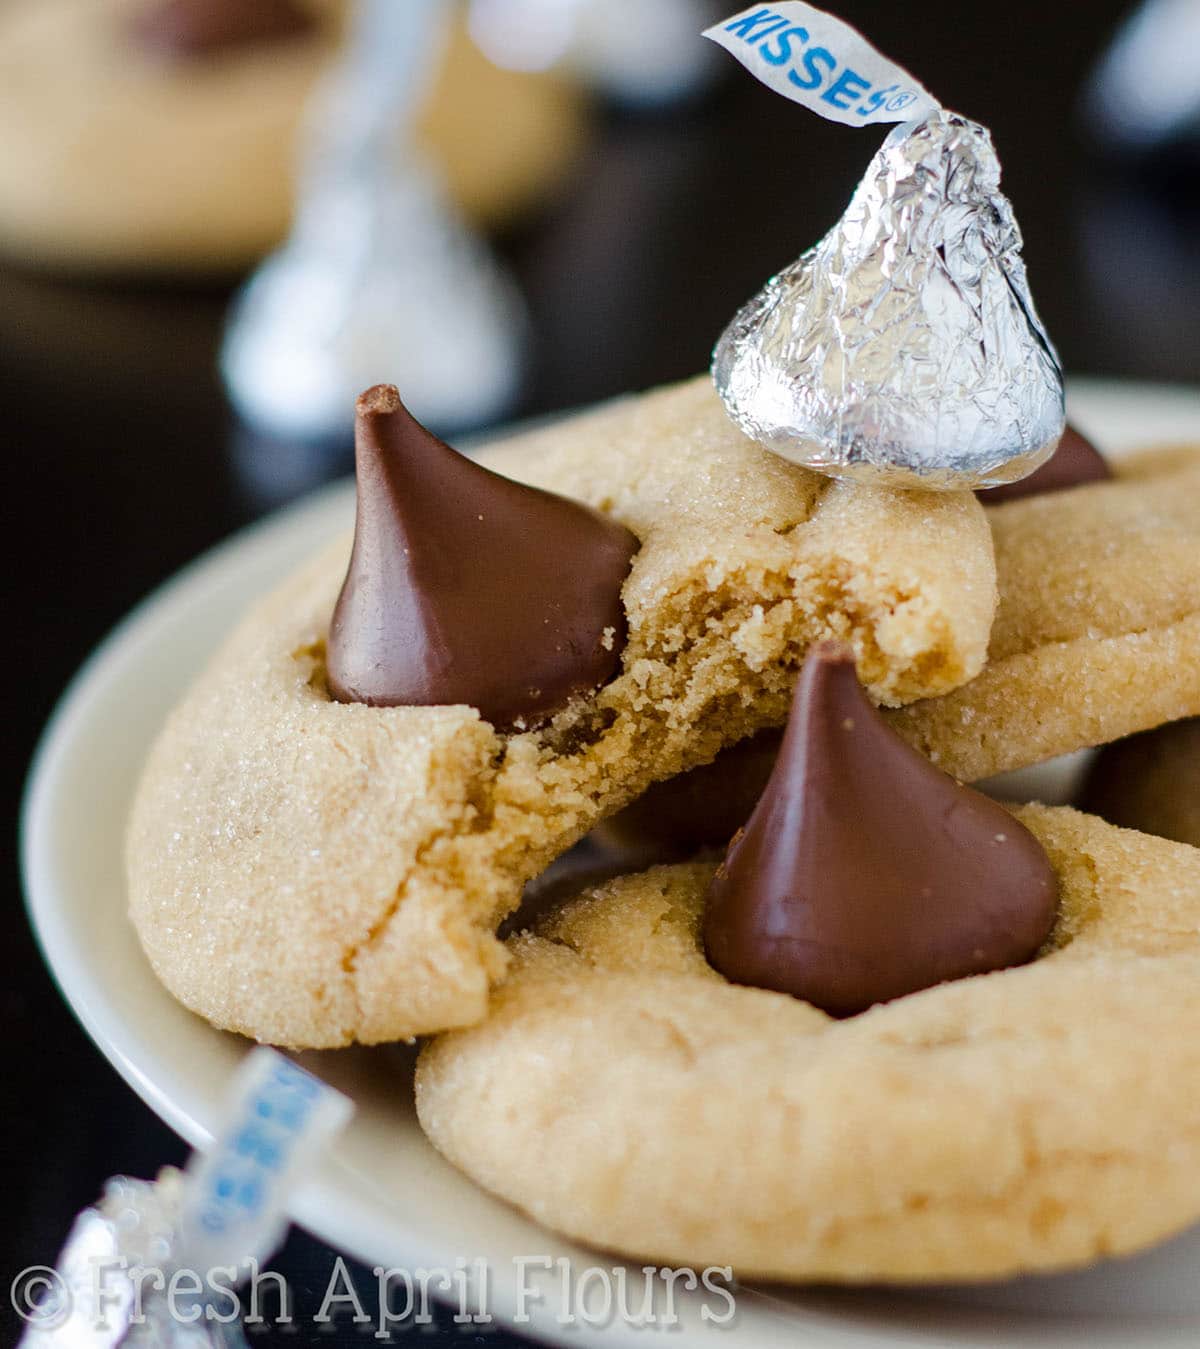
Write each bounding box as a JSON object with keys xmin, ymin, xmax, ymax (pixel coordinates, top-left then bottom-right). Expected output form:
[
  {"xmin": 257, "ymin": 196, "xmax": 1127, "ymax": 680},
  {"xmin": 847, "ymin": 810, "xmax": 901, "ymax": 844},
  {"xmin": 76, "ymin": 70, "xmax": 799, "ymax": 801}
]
[
  {"xmin": 127, "ymin": 377, "xmax": 995, "ymax": 1047},
  {"xmin": 893, "ymin": 445, "xmax": 1200, "ymax": 779}
]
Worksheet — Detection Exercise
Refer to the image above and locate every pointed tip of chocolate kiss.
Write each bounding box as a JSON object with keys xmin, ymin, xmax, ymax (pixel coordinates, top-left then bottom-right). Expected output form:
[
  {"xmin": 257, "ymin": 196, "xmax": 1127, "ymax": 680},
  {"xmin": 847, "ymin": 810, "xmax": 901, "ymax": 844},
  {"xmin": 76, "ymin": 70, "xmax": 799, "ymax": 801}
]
[
  {"xmin": 357, "ymin": 383, "xmax": 403, "ymax": 417},
  {"xmin": 703, "ymin": 643, "xmax": 1059, "ymax": 1017},
  {"xmin": 326, "ymin": 386, "xmax": 640, "ymax": 731},
  {"xmin": 130, "ymin": 0, "xmax": 315, "ymax": 58},
  {"xmin": 979, "ymin": 424, "xmax": 1112, "ymax": 505}
]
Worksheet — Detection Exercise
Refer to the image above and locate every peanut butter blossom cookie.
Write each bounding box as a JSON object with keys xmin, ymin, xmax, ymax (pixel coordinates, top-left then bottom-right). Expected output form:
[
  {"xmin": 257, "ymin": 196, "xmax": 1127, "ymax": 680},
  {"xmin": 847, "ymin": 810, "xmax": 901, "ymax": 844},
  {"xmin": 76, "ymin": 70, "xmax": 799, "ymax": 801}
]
[
  {"xmin": 0, "ymin": 0, "xmax": 586, "ymax": 272},
  {"xmin": 417, "ymin": 646, "xmax": 1200, "ymax": 1281},
  {"xmin": 895, "ymin": 441, "xmax": 1200, "ymax": 779},
  {"xmin": 127, "ymin": 377, "xmax": 996, "ymax": 1047},
  {"xmin": 603, "ymin": 426, "xmax": 1200, "ymax": 854},
  {"xmin": 295, "ymin": 4, "xmax": 1200, "ymax": 1290}
]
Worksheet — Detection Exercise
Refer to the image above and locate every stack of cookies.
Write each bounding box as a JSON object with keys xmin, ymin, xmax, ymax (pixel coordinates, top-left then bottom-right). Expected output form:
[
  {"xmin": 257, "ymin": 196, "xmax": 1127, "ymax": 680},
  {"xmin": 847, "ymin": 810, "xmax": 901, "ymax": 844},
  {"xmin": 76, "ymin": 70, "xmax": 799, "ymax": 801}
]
[{"xmin": 127, "ymin": 373, "xmax": 1200, "ymax": 1283}]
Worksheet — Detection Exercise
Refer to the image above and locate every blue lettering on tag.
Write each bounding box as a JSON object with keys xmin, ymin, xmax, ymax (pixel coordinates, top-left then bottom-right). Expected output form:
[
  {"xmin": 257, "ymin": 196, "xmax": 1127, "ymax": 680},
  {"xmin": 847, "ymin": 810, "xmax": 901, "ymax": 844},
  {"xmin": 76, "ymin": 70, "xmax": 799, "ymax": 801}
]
[
  {"xmin": 191, "ymin": 1062, "xmax": 326, "ymax": 1238},
  {"xmin": 724, "ymin": 7, "xmax": 786, "ymax": 41},
  {"xmin": 855, "ymin": 83, "xmax": 895, "ymax": 117},
  {"xmin": 712, "ymin": 7, "xmax": 933, "ymax": 123},
  {"xmin": 788, "ymin": 44, "xmax": 835, "ymax": 91},
  {"xmin": 822, "ymin": 66, "xmax": 870, "ymax": 109},
  {"xmin": 759, "ymin": 24, "xmax": 808, "ymax": 65}
]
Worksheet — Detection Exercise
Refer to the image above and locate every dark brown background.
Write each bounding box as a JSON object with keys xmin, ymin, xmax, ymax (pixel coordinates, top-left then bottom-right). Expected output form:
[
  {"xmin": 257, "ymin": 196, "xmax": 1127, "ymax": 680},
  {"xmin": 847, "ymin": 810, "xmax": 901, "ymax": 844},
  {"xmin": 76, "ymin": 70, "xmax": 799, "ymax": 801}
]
[{"xmin": 5, "ymin": 0, "xmax": 1199, "ymax": 1341}]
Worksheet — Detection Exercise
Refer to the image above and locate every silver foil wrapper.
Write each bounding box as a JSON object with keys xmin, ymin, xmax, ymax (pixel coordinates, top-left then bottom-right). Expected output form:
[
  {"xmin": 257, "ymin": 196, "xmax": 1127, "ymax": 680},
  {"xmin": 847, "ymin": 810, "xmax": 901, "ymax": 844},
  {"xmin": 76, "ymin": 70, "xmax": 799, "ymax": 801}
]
[
  {"xmin": 19, "ymin": 1171, "xmax": 245, "ymax": 1348},
  {"xmin": 18, "ymin": 1052, "xmax": 351, "ymax": 1349},
  {"xmin": 713, "ymin": 109, "xmax": 1065, "ymax": 489},
  {"xmin": 221, "ymin": 0, "xmax": 524, "ymax": 440}
]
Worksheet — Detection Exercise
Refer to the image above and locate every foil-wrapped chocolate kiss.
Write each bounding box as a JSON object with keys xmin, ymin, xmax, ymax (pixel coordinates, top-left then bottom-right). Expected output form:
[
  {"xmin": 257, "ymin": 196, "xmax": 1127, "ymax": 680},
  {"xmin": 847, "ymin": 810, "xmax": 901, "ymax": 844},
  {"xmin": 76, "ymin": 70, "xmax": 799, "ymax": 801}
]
[
  {"xmin": 706, "ymin": 5, "xmax": 1066, "ymax": 490},
  {"xmin": 713, "ymin": 110, "xmax": 1065, "ymax": 489}
]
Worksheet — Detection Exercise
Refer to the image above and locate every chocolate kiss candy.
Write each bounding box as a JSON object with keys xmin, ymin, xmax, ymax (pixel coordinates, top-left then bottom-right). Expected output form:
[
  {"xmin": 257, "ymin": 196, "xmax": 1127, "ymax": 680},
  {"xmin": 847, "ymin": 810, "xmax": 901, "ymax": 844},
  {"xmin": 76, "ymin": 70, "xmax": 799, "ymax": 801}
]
[
  {"xmin": 130, "ymin": 0, "xmax": 315, "ymax": 58},
  {"xmin": 327, "ymin": 385, "xmax": 640, "ymax": 730},
  {"xmin": 979, "ymin": 424, "xmax": 1112, "ymax": 504},
  {"xmin": 703, "ymin": 644, "xmax": 1058, "ymax": 1017}
]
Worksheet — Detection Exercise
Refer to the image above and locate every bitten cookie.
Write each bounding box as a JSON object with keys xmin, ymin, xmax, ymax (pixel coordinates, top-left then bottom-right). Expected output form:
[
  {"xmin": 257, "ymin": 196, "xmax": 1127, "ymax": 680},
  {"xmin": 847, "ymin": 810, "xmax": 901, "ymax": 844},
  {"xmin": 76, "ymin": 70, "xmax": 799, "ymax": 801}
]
[
  {"xmin": 417, "ymin": 805, "xmax": 1200, "ymax": 1282},
  {"xmin": 601, "ymin": 439, "xmax": 1200, "ymax": 856},
  {"xmin": 0, "ymin": 0, "xmax": 586, "ymax": 272},
  {"xmin": 891, "ymin": 445, "xmax": 1200, "ymax": 780},
  {"xmin": 127, "ymin": 377, "xmax": 995, "ymax": 1047}
]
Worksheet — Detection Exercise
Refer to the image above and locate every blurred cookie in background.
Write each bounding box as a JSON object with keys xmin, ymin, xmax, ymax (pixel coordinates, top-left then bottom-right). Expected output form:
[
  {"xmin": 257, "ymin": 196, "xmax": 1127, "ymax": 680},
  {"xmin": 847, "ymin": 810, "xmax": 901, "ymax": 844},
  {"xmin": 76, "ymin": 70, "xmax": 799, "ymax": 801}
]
[
  {"xmin": 1079, "ymin": 720, "xmax": 1200, "ymax": 847},
  {"xmin": 0, "ymin": 0, "xmax": 588, "ymax": 275}
]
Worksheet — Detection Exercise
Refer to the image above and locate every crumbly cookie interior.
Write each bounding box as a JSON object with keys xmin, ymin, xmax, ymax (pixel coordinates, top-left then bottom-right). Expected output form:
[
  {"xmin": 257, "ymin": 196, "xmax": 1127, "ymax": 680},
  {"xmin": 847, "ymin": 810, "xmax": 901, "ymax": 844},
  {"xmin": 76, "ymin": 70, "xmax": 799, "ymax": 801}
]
[{"xmin": 127, "ymin": 379, "xmax": 996, "ymax": 1047}]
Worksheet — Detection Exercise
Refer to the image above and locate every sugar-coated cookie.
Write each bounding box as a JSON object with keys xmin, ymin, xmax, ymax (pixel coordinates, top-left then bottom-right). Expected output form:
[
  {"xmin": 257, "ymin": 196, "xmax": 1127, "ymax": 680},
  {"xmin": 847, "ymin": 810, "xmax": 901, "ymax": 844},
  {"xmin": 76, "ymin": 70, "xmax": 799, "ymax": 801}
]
[
  {"xmin": 417, "ymin": 805, "xmax": 1200, "ymax": 1282},
  {"xmin": 891, "ymin": 445, "xmax": 1200, "ymax": 779},
  {"xmin": 126, "ymin": 377, "xmax": 995, "ymax": 1047},
  {"xmin": 0, "ymin": 0, "xmax": 586, "ymax": 272},
  {"xmin": 602, "ymin": 442, "xmax": 1200, "ymax": 856}
]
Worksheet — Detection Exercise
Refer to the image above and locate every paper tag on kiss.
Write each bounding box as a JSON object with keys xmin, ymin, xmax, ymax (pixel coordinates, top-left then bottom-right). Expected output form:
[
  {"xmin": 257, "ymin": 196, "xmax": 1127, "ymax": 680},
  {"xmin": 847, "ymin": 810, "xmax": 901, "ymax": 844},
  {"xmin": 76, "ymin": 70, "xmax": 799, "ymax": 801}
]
[
  {"xmin": 703, "ymin": 3, "xmax": 939, "ymax": 127},
  {"xmin": 179, "ymin": 1049, "xmax": 353, "ymax": 1276}
]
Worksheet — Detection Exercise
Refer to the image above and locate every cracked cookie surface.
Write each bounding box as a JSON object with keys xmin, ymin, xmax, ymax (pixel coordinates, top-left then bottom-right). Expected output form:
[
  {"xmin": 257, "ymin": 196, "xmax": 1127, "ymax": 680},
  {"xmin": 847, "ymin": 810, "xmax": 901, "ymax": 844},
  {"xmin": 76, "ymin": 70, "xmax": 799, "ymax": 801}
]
[
  {"xmin": 126, "ymin": 377, "xmax": 995, "ymax": 1047},
  {"xmin": 890, "ymin": 445, "xmax": 1200, "ymax": 779},
  {"xmin": 417, "ymin": 806, "xmax": 1200, "ymax": 1282}
]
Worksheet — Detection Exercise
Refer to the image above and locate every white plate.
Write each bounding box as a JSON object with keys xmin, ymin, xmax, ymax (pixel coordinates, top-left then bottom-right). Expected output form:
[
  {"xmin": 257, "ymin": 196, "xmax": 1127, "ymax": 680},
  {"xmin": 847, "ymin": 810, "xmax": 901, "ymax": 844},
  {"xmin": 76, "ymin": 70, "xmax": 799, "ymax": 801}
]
[{"xmin": 22, "ymin": 380, "xmax": 1200, "ymax": 1348}]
